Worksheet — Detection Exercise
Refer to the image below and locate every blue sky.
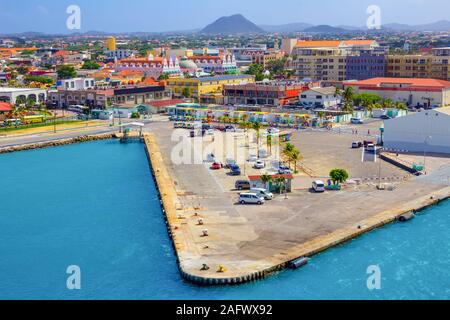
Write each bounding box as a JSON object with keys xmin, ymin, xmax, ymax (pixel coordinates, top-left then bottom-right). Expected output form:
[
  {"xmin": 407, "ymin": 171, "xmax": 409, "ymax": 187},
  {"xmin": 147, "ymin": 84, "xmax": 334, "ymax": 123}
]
[{"xmin": 0, "ymin": 0, "xmax": 448, "ymax": 34}]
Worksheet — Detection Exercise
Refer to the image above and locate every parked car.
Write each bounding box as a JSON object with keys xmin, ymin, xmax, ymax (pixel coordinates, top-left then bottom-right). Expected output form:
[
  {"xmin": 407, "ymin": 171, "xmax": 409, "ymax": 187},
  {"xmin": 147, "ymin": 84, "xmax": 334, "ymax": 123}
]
[
  {"xmin": 366, "ymin": 143, "xmax": 376, "ymax": 153},
  {"xmin": 225, "ymin": 125, "xmax": 236, "ymax": 132},
  {"xmin": 267, "ymin": 128, "xmax": 280, "ymax": 135},
  {"xmin": 352, "ymin": 141, "xmax": 363, "ymax": 149},
  {"xmin": 206, "ymin": 154, "xmax": 216, "ymax": 162},
  {"xmin": 225, "ymin": 158, "xmax": 237, "ymax": 169},
  {"xmin": 351, "ymin": 117, "xmax": 364, "ymax": 124},
  {"xmin": 380, "ymin": 115, "xmax": 392, "ymax": 120},
  {"xmin": 254, "ymin": 160, "xmax": 265, "ymax": 169},
  {"xmin": 248, "ymin": 154, "xmax": 258, "ymax": 162},
  {"xmin": 211, "ymin": 162, "xmax": 222, "ymax": 170},
  {"xmin": 230, "ymin": 164, "xmax": 241, "ymax": 176},
  {"xmin": 250, "ymin": 188, "xmax": 274, "ymax": 200},
  {"xmin": 278, "ymin": 165, "xmax": 292, "ymax": 174},
  {"xmin": 312, "ymin": 180, "xmax": 326, "ymax": 193},
  {"xmin": 235, "ymin": 180, "xmax": 251, "ymax": 190},
  {"xmin": 239, "ymin": 193, "xmax": 265, "ymax": 205}
]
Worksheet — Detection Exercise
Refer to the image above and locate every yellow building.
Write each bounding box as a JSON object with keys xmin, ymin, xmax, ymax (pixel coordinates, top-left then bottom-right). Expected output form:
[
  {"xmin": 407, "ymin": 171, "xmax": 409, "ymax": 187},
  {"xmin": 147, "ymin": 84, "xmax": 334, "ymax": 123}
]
[
  {"xmin": 431, "ymin": 48, "xmax": 450, "ymax": 81},
  {"xmin": 294, "ymin": 47, "xmax": 347, "ymax": 81},
  {"xmin": 106, "ymin": 37, "xmax": 117, "ymax": 51},
  {"xmin": 251, "ymin": 50, "xmax": 285, "ymax": 69},
  {"xmin": 387, "ymin": 54, "xmax": 433, "ymax": 78},
  {"xmin": 167, "ymin": 75, "xmax": 255, "ymax": 102}
]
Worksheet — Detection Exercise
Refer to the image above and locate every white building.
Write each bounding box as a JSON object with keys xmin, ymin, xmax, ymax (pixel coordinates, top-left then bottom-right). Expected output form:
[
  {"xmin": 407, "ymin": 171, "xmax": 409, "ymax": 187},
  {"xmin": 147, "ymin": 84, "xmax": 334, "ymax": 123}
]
[
  {"xmin": 344, "ymin": 78, "xmax": 450, "ymax": 108},
  {"xmin": 384, "ymin": 107, "xmax": 450, "ymax": 154},
  {"xmin": 188, "ymin": 54, "xmax": 238, "ymax": 74},
  {"xmin": 299, "ymin": 86, "xmax": 340, "ymax": 108},
  {"xmin": 106, "ymin": 49, "xmax": 133, "ymax": 60},
  {"xmin": 59, "ymin": 78, "xmax": 96, "ymax": 91},
  {"xmin": 0, "ymin": 87, "xmax": 47, "ymax": 104},
  {"xmin": 116, "ymin": 54, "xmax": 181, "ymax": 78}
]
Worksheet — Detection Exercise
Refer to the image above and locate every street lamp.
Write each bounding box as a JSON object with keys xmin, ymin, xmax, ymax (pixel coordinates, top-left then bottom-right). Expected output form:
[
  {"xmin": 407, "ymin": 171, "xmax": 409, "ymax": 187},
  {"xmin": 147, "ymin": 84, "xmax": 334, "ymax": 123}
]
[
  {"xmin": 284, "ymin": 179, "xmax": 288, "ymax": 200},
  {"xmin": 378, "ymin": 146, "xmax": 383, "ymax": 190},
  {"xmin": 379, "ymin": 123, "xmax": 385, "ymax": 146},
  {"xmin": 423, "ymin": 135, "xmax": 432, "ymax": 173}
]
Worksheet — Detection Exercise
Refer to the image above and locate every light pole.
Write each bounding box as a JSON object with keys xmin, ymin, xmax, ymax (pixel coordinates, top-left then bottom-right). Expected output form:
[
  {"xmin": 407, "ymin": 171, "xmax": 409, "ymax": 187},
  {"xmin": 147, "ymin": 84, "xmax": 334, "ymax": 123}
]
[
  {"xmin": 424, "ymin": 136, "xmax": 432, "ymax": 173},
  {"xmin": 53, "ymin": 111, "xmax": 56, "ymax": 134},
  {"xmin": 284, "ymin": 179, "xmax": 288, "ymax": 200},
  {"xmin": 378, "ymin": 147, "xmax": 383, "ymax": 190}
]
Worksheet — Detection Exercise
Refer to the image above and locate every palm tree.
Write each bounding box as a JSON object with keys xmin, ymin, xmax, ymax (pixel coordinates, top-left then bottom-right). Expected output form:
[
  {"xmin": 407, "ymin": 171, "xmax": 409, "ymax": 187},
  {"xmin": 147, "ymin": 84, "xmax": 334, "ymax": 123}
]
[
  {"xmin": 239, "ymin": 121, "xmax": 252, "ymax": 147},
  {"xmin": 275, "ymin": 177, "xmax": 287, "ymax": 194},
  {"xmin": 252, "ymin": 121, "xmax": 263, "ymax": 153},
  {"xmin": 317, "ymin": 111, "xmax": 326, "ymax": 125},
  {"xmin": 382, "ymin": 98, "xmax": 394, "ymax": 109},
  {"xmin": 342, "ymin": 102, "xmax": 354, "ymax": 114},
  {"xmin": 289, "ymin": 149, "xmax": 302, "ymax": 173},
  {"xmin": 342, "ymin": 87, "xmax": 354, "ymax": 105},
  {"xmin": 282, "ymin": 143, "xmax": 296, "ymax": 168},
  {"xmin": 260, "ymin": 174, "xmax": 273, "ymax": 191},
  {"xmin": 395, "ymin": 102, "xmax": 407, "ymax": 110},
  {"xmin": 267, "ymin": 135, "xmax": 273, "ymax": 156}
]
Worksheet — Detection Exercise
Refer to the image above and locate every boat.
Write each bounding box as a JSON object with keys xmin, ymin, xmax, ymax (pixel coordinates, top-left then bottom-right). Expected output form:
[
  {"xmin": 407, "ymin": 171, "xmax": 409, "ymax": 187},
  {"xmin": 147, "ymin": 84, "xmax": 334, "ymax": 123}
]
[{"xmin": 288, "ymin": 257, "xmax": 310, "ymax": 269}]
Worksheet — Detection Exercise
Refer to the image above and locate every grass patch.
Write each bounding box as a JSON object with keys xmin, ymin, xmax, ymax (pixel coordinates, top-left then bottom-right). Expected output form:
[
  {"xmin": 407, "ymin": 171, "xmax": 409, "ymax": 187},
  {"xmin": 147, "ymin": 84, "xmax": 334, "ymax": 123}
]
[{"xmin": 0, "ymin": 120, "xmax": 85, "ymax": 133}]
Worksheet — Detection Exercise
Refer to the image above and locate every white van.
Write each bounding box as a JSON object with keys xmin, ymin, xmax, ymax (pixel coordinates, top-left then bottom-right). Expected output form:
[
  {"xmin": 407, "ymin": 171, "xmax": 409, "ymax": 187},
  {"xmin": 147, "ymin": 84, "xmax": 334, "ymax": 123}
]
[
  {"xmin": 366, "ymin": 144, "xmax": 376, "ymax": 153},
  {"xmin": 250, "ymin": 188, "xmax": 274, "ymax": 200},
  {"xmin": 351, "ymin": 117, "xmax": 364, "ymax": 124},
  {"xmin": 239, "ymin": 193, "xmax": 265, "ymax": 205},
  {"xmin": 312, "ymin": 180, "xmax": 326, "ymax": 193}
]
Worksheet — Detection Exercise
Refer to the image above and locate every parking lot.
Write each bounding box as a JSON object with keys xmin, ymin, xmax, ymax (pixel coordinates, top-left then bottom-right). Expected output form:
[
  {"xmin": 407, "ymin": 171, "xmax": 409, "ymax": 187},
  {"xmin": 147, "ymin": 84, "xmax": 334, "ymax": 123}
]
[
  {"xmin": 146, "ymin": 120, "xmax": 450, "ymax": 277},
  {"xmin": 290, "ymin": 123, "xmax": 409, "ymax": 180}
]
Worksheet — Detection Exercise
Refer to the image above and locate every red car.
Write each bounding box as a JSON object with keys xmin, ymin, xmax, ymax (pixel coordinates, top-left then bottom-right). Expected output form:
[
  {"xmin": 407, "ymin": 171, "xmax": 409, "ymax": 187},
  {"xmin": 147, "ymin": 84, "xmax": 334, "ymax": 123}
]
[{"xmin": 211, "ymin": 162, "xmax": 222, "ymax": 170}]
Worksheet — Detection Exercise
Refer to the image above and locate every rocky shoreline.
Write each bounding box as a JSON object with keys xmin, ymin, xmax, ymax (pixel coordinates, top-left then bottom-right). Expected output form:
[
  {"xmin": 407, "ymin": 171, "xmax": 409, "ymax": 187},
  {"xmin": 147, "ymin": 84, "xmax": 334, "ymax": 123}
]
[{"xmin": 0, "ymin": 133, "xmax": 117, "ymax": 154}]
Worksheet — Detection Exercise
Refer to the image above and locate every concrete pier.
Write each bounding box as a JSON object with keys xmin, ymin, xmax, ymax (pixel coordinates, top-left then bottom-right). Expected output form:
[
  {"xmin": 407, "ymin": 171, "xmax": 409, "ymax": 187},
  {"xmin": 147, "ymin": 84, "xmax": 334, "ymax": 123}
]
[{"xmin": 143, "ymin": 132, "xmax": 450, "ymax": 285}]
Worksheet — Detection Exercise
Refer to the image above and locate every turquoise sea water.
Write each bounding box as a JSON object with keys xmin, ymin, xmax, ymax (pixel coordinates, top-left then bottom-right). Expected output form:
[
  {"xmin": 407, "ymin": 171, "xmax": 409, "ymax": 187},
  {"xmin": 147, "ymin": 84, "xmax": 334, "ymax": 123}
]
[{"xmin": 0, "ymin": 140, "xmax": 448, "ymax": 300}]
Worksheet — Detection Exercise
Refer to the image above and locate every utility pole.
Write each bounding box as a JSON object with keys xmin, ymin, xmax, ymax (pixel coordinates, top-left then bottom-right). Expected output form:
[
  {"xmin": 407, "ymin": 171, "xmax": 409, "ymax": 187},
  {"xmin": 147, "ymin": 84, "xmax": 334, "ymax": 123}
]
[
  {"xmin": 53, "ymin": 111, "xmax": 56, "ymax": 134},
  {"xmin": 378, "ymin": 147, "xmax": 383, "ymax": 189}
]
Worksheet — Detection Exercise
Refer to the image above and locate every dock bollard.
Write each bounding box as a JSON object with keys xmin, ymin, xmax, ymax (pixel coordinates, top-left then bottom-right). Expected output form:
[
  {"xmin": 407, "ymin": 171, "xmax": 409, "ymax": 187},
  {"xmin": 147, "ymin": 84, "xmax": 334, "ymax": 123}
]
[
  {"xmin": 202, "ymin": 229, "xmax": 209, "ymax": 237},
  {"xmin": 217, "ymin": 265, "xmax": 227, "ymax": 273}
]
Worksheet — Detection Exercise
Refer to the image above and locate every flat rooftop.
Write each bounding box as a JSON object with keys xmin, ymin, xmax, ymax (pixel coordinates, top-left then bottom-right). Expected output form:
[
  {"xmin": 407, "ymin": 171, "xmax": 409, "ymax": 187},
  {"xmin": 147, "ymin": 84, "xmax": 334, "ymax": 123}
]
[{"xmin": 0, "ymin": 87, "xmax": 46, "ymax": 93}]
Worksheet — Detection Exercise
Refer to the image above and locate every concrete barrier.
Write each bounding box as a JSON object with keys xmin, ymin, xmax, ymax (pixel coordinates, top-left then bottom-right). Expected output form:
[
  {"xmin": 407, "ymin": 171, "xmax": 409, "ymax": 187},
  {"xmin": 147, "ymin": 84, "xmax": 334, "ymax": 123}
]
[{"xmin": 0, "ymin": 133, "xmax": 116, "ymax": 154}]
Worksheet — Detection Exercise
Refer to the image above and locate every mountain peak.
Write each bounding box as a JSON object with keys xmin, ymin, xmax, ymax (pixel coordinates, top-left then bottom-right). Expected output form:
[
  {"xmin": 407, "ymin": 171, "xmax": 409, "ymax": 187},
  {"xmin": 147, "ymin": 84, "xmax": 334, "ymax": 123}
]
[{"xmin": 200, "ymin": 14, "xmax": 265, "ymax": 35}]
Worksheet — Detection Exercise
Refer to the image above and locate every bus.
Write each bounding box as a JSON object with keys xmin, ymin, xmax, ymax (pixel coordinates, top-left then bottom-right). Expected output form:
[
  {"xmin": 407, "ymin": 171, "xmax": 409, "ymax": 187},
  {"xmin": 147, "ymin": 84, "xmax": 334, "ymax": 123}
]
[
  {"xmin": 23, "ymin": 115, "xmax": 45, "ymax": 124},
  {"xmin": 68, "ymin": 105, "xmax": 89, "ymax": 114}
]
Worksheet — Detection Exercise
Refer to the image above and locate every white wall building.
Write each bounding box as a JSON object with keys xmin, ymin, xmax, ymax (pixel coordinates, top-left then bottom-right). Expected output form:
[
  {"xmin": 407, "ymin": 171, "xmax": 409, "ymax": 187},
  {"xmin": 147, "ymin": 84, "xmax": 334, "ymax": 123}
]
[
  {"xmin": 344, "ymin": 78, "xmax": 450, "ymax": 108},
  {"xmin": 59, "ymin": 78, "xmax": 96, "ymax": 91},
  {"xmin": 0, "ymin": 87, "xmax": 47, "ymax": 104},
  {"xmin": 116, "ymin": 54, "xmax": 181, "ymax": 78},
  {"xmin": 106, "ymin": 49, "xmax": 133, "ymax": 60},
  {"xmin": 299, "ymin": 86, "xmax": 340, "ymax": 108},
  {"xmin": 384, "ymin": 107, "xmax": 450, "ymax": 154}
]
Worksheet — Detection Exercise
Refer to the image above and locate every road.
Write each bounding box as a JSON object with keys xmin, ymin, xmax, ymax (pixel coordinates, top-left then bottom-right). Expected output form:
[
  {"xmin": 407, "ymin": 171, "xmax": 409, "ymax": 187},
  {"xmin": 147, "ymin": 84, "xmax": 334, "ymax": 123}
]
[{"xmin": 0, "ymin": 118, "xmax": 158, "ymax": 149}]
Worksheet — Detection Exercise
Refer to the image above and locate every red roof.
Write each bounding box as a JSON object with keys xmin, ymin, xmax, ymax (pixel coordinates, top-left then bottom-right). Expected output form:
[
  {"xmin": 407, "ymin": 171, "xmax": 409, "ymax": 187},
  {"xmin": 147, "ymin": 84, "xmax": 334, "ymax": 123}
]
[
  {"xmin": 53, "ymin": 50, "xmax": 69, "ymax": 57},
  {"xmin": 248, "ymin": 174, "xmax": 294, "ymax": 182},
  {"xmin": 146, "ymin": 99, "xmax": 185, "ymax": 108},
  {"xmin": 0, "ymin": 102, "xmax": 13, "ymax": 112},
  {"xmin": 344, "ymin": 77, "xmax": 450, "ymax": 88}
]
